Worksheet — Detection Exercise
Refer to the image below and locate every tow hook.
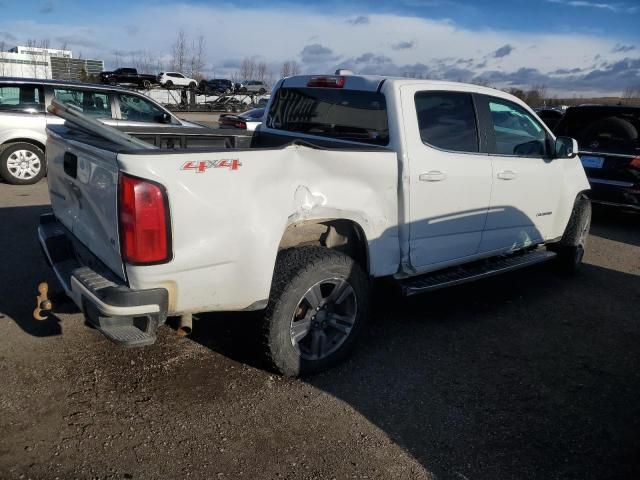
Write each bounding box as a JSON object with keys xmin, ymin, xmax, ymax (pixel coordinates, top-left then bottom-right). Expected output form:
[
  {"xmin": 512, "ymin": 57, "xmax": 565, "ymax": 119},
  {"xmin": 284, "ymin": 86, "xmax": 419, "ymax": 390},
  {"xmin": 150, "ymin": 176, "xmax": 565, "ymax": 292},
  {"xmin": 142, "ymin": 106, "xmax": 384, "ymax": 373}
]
[
  {"xmin": 33, "ymin": 282, "xmax": 53, "ymax": 320},
  {"xmin": 177, "ymin": 313, "xmax": 193, "ymax": 337}
]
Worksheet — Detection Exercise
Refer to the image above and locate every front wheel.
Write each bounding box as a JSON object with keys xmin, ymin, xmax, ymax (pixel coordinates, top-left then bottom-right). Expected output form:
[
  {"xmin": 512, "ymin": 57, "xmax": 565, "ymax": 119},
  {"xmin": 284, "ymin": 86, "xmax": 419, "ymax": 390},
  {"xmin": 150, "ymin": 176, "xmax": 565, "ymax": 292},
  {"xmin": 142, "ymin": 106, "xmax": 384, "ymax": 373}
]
[
  {"xmin": 258, "ymin": 88, "xmax": 266, "ymax": 94},
  {"xmin": 263, "ymin": 247, "xmax": 370, "ymax": 377},
  {"xmin": 164, "ymin": 80, "xmax": 174, "ymax": 89},
  {"xmin": 549, "ymin": 195, "xmax": 591, "ymax": 273},
  {"xmin": 188, "ymin": 81, "xmax": 197, "ymax": 90},
  {"xmin": 0, "ymin": 142, "xmax": 46, "ymax": 185}
]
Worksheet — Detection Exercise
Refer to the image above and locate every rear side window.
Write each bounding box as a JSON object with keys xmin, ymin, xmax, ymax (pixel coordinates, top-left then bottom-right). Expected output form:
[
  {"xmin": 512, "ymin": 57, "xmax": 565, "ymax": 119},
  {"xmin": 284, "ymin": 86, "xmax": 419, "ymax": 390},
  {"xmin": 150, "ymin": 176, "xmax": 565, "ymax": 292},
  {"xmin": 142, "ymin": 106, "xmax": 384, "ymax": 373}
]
[
  {"xmin": 0, "ymin": 84, "xmax": 44, "ymax": 113},
  {"xmin": 53, "ymin": 88, "xmax": 112, "ymax": 119},
  {"xmin": 415, "ymin": 91, "xmax": 478, "ymax": 153},
  {"xmin": 488, "ymin": 98, "xmax": 547, "ymax": 157},
  {"xmin": 267, "ymin": 87, "xmax": 389, "ymax": 146}
]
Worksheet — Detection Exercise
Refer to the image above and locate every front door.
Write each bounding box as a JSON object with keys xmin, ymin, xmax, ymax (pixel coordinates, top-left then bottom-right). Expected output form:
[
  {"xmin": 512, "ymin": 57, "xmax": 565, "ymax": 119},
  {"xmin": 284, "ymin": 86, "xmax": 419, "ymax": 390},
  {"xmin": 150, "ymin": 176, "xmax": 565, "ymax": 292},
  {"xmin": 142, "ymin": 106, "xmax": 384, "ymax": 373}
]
[
  {"xmin": 477, "ymin": 95, "xmax": 563, "ymax": 253},
  {"xmin": 402, "ymin": 87, "xmax": 494, "ymax": 269}
]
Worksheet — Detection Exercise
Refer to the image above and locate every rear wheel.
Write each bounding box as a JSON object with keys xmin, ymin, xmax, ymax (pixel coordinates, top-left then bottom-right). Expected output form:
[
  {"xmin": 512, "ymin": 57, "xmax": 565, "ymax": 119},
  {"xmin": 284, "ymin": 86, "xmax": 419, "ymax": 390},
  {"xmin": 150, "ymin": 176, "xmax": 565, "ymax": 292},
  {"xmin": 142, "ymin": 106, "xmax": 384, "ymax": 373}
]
[
  {"xmin": 0, "ymin": 142, "xmax": 46, "ymax": 185},
  {"xmin": 549, "ymin": 195, "xmax": 591, "ymax": 273},
  {"xmin": 165, "ymin": 80, "xmax": 174, "ymax": 89},
  {"xmin": 263, "ymin": 247, "xmax": 370, "ymax": 377},
  {"xmin": 141, "ymin": 79, "xmax": 151, "ymax": 89},
  {"xmin": 258, "ymin": 88, "xmax": 266, "ymax": 94}
]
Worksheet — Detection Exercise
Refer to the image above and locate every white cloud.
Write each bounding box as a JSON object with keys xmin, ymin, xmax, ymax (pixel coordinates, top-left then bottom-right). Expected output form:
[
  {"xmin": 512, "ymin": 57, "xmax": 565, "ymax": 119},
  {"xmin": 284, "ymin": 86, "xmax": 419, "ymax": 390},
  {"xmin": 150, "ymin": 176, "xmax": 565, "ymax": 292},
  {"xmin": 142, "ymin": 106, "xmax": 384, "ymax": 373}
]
[{"xmin": 0, "ymin": 3, "xmax": 637, "ymax": 95}]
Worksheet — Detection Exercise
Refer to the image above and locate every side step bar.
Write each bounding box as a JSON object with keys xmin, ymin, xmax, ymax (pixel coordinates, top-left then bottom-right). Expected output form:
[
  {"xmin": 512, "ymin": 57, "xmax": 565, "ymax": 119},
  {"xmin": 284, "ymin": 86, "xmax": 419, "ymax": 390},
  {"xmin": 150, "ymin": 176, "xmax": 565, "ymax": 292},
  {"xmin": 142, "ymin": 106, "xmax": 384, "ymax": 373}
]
[{"xmin": 400, "ymin": 249, "xmax": 556, "ymax": 296}]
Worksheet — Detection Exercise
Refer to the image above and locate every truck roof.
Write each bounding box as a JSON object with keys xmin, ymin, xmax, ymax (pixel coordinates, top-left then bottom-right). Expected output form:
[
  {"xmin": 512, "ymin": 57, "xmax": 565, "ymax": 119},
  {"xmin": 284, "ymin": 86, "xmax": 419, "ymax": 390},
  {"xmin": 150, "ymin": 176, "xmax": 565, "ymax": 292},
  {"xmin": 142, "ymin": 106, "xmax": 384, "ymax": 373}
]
[{"xmin": 280, "ymin": 74, "xmax": 523, "ymax": 104}]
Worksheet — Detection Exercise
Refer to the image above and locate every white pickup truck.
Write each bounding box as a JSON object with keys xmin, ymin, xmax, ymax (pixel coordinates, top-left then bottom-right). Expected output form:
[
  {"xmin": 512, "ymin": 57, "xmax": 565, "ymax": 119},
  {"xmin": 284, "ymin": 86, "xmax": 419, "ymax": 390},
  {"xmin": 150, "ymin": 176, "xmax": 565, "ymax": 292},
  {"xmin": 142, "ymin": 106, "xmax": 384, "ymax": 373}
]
[{"xmin": 38, "ymin": 74, "xmax": 591, "ymax": 376}]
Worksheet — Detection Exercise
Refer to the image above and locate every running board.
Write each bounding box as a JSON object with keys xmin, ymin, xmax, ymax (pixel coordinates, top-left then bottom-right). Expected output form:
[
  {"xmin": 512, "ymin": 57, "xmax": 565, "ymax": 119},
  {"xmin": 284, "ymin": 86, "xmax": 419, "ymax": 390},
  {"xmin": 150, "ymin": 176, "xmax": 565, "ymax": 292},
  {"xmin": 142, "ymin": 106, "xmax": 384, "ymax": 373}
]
[{"xmin": 400, "ymin": 249, "xmax": 556, "ymax": 296}]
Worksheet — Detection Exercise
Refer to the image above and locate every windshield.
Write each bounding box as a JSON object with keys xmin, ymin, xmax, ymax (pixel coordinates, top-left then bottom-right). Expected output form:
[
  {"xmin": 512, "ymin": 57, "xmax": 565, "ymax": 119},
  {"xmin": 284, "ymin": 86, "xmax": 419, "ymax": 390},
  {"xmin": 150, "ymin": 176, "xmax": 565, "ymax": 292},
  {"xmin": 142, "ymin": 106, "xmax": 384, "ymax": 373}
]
[
  {"xmin": 555, "ymin": 107, "xmax": 640, "ymax": 154},
  {"xmin": 266, "ymin": 87, "xmax": 389, "ymax": 146}
]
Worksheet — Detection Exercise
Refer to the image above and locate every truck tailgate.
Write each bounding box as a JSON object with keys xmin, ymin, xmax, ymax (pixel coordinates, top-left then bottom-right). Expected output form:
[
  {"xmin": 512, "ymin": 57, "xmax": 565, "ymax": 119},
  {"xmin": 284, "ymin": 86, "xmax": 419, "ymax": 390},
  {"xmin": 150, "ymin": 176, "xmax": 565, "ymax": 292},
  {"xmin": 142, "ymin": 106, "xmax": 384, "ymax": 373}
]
[{"xmin": 47, "ymin": 128, "xmax": 127, "ymax": 280}]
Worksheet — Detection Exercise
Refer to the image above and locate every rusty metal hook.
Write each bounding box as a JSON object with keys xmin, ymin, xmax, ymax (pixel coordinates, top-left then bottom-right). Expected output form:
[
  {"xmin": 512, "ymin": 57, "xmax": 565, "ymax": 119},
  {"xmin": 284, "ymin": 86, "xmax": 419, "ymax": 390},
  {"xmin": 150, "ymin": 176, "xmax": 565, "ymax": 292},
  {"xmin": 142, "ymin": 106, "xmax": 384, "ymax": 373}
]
[{"xmin": 33, "ymin": 282, "xmax": 53, "ymax": 321}]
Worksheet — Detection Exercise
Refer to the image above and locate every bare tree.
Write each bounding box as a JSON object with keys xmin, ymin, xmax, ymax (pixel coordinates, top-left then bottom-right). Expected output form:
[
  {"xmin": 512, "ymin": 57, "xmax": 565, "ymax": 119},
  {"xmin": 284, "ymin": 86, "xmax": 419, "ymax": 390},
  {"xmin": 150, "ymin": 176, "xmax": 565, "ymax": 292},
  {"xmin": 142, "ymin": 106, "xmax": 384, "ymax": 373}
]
[
  {"xmin": 256, "ymin": 61, "xmax": 268, "ymax": 83},
  {"xmin": 189, "ymin": 35, "xmax": 206, "ymax": 80},
  {"xmin": 240, "ymin": 58, "xmax": 256, "ymax": 81},
  {"xmin": 623, "ymin": 84, "xmax": 640, "ymax": 99},
  {"xmin": 281, "ymin": 61, "xmax": 291, "ymax": 78},
  {"xmin": 171, "ymin": 29, "xmax": 188, "ymax": 73},
  {"xmin": 290, "ymin": 60, "xmax": 300, "ymax": 76}
]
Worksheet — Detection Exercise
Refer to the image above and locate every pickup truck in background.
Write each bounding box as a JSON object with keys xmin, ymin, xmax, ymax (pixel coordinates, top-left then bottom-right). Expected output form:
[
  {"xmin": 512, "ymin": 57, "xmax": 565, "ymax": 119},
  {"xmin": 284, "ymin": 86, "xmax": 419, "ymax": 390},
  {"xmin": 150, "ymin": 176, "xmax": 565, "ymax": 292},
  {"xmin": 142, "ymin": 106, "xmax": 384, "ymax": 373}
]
[
  {"xmin": 38, "ymin": 74, "xmax": 591, "ymax": 377},
  {"xmin": 99, "ymin": 68, "xmax": 159, "ymax": 89}
]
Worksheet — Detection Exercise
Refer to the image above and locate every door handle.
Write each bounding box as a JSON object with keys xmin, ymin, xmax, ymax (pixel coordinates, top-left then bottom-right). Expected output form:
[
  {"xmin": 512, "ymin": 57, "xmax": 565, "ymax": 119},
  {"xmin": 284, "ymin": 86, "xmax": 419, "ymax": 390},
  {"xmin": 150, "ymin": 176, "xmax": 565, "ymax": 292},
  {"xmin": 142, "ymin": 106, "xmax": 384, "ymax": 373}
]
[
  {"xmin": 63, "ymin": 152, "xmax": 78, "ymax": 178},
  {"xmin": 419, "ymin": 171, "xmax": 447, "ymax": 182},
  {"xmin": 497, "ymin": 170, "xmax": 516, "ymax": 180}
]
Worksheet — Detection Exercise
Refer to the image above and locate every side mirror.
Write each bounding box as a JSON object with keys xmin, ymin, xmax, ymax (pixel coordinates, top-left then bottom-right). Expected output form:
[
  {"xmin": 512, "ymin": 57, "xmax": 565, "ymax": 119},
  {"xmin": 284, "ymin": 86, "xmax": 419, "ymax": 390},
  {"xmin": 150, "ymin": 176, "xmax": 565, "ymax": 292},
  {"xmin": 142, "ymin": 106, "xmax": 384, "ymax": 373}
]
[
  {"xmin": 555, "ymin": 136, "xmax": 578, "ymax": 159},
  {"xmin": 161, "ymin": 112, "xmax": 173, "ymax": 124}
]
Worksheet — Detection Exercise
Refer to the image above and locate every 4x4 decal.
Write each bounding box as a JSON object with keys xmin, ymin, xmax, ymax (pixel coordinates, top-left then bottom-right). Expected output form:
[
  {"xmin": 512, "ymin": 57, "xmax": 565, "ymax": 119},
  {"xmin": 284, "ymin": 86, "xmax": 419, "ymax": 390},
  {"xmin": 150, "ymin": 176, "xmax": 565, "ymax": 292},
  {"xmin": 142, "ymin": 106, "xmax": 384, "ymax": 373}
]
[{"xmin": 181, "ymin": 159, "xmax": 242, "ymax": 173}]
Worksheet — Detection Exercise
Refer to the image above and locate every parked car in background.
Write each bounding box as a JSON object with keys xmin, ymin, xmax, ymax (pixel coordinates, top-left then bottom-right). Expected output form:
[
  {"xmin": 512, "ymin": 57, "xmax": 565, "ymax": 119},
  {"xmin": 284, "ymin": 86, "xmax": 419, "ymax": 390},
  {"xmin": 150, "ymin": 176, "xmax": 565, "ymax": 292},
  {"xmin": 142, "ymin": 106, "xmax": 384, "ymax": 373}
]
[
  {"xmin": 218, "ymin": 107, "xmax": 264, "ymax": 131},
  {"xmin": 0, "ymin": 77, "xmax": 202, "ymax": 185},
  {"xmin": 99, "ymin": 68, "xmax": 159, "ymax": 89},
  {"xmin": 199, "ymin": 78, "xmax": 235, "ymax": 95},
  {"xmin": 554, "ymin": 105, "xmax": 640, "ymax": 211},
  {"xmin": 238, "ymin": 80, "xmax": 268, "ymax": 94},
  {"xmin": 535, "ymin": 108, "xmax": 564, "ymax": 130},
  {"xmin": 158, "ymin": 72, "xmax": 198, "ymax": 90}
]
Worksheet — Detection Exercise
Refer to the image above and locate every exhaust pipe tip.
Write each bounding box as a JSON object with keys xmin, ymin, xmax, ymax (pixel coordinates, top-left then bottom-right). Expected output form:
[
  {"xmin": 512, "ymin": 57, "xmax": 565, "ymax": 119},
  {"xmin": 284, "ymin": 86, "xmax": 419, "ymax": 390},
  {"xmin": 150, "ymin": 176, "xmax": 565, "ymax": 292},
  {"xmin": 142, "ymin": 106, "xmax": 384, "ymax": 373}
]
[{"xmin": 177, "ymin": 313, "xmax": 193, "ymax": 337}]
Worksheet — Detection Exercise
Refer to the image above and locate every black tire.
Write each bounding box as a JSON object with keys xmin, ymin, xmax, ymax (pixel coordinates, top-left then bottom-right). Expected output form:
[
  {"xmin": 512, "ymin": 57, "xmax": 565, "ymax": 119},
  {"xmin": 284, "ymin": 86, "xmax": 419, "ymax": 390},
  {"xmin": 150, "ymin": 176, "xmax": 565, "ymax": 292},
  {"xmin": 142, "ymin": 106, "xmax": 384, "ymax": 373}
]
[
  {"xmin": 263, "ymin": 246, "xmax": 370, "ymax": 377},
  {"xmin": 189, "ymin": 81, "xmax": 197, "ymax": 90},
  {"xmin": 258, "ymin": 88, "xmax": 266, "ymax": 94},
  {"xmin": 141, "ymin": 79, "xmax": 151, "ymax": 89},
  {"xmin": 108, "ymin": 78, "xmax": 118, "ymax": 86},
  {"xmin": 0, "ymin": 142, "xmax": 46, "ymax": 185},
  {"xmin": 165, "ymin": 80, "xmax": 174, "ymax": 89},
  {"xmin": 548, "ymin": 194, "xmax": 591, "ymax": 274}
]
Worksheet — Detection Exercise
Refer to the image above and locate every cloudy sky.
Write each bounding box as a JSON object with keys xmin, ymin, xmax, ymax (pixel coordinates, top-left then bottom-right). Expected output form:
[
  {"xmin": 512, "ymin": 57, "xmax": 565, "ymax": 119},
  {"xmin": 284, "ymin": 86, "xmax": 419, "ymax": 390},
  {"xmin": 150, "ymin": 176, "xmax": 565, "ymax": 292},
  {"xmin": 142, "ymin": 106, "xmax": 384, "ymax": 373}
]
[{"xmin": 1, "ymin": 0, "xmax": 639, "ymax": 96}]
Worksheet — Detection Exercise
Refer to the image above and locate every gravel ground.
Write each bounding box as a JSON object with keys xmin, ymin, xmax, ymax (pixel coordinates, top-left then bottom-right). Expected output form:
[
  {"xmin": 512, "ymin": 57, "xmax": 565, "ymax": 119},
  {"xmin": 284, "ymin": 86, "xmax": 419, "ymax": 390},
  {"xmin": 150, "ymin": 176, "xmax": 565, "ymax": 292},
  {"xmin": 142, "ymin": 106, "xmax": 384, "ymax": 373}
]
[{"xmin": 0, "ymin": 180, "xmax": 638, "ymax": 480}]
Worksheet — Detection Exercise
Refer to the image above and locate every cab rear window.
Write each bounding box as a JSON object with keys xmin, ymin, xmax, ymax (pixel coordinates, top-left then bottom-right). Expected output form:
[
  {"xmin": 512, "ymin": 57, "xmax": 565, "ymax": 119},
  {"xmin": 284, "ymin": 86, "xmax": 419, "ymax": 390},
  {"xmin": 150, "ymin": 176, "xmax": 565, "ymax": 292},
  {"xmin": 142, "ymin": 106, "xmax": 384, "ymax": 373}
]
[{"xmin": 266, "ymin": 87, "xmax": 389, "ymax": 146}]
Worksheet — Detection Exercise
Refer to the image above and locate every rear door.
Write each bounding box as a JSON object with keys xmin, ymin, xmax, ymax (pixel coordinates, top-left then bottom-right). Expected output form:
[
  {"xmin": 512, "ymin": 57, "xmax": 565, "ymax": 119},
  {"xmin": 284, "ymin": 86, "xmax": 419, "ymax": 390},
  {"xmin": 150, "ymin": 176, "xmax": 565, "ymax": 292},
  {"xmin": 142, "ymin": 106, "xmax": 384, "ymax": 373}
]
[
  {"xmin": 477, "ymin": 95, "xmax": 563, "ymax": 252},
  {"xmin": 401, "ymin": 87, "xmax": 494, "ymax": 268}
]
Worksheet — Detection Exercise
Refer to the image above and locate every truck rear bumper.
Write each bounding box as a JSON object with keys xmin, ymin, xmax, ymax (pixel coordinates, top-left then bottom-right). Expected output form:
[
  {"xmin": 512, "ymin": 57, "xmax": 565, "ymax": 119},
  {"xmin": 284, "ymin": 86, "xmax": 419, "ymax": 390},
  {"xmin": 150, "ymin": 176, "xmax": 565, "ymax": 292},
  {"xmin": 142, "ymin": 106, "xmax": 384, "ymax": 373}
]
[{"xmin": 38, "ymin": 213, "xmax": 168, "ymax": 347}]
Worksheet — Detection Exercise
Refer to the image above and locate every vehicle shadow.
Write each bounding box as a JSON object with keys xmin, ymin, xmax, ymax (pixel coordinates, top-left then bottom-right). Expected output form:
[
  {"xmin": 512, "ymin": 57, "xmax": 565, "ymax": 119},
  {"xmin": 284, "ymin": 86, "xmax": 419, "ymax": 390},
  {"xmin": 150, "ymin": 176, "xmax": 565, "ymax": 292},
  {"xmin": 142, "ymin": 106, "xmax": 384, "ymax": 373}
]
[
  {"xmin": 590, "ymin": 204, "xmax": 640, "ymax": 247},
  {"xmin": 0, "ymin": 204, "xmax": 78, "ymax": 337},
  {"xmin": 182, "ymin": 206, "xmax": 639, "ymax": 479},
  {"xmin": 185, "ymin": 261, "xmax": 640, "ymax": 479}
]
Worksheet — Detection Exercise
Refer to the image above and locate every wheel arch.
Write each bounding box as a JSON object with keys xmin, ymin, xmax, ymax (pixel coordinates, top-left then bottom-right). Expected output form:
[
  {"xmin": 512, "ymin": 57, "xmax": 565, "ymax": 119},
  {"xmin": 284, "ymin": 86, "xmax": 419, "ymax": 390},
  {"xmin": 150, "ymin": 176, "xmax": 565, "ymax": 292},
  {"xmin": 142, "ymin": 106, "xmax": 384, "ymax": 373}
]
[
  {"xmin": 278, "ymin": 218, "xmax": 370, "ymax": 275},
  {"xmin": 1, "ymin": 137, "xmax": 46, "ymax": 153}
]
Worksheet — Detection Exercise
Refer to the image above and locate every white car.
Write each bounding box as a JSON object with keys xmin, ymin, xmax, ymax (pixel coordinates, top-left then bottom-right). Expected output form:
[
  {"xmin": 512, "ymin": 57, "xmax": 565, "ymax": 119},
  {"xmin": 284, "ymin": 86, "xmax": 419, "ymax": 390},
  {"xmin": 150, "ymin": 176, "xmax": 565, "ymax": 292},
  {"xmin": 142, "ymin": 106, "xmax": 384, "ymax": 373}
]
[
  {"xmin": 157, "ymin": 72, "xmax": 198, "ymax": 89},
  {"xmin": 39, "ymin": 74, "xmax": 590, "ymax": 377}
]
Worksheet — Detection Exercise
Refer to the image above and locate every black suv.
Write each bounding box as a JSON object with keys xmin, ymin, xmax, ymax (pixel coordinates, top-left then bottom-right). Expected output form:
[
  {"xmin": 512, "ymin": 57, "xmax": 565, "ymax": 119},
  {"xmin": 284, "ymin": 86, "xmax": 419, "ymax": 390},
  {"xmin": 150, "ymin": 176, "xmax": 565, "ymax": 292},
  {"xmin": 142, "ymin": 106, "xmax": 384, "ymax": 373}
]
[
  {"xmin": 199, "ymin": 79, "xmax": 235, "ymax": 95},
  {"xmin": 554, "ymin": 105, "xmax": 640, "ymax": 211}
]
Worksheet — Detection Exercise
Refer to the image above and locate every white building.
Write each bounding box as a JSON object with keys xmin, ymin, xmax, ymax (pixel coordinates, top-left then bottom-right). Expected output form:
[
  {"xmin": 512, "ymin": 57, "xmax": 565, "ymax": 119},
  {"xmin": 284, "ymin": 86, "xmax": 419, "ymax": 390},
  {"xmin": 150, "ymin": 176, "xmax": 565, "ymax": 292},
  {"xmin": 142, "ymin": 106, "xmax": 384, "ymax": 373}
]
[{"xmin": 0, "ymin": 45, "xmax": 103, "ymax": 81}]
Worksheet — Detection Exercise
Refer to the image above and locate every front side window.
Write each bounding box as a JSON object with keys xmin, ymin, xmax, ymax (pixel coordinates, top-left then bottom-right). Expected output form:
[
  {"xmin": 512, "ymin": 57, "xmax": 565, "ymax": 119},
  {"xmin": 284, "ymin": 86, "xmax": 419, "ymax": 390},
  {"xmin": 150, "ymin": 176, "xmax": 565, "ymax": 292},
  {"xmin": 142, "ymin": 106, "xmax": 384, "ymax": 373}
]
[
  {"xmin": 267, "ymin": 87, "xmax": 389, "ymax": 146},
  {"xmin": 119, "ymin": 94, "xmax": 169, "ymax": 123},
  {"xmin": 489, "ymin": 98, "xmax": 547, "ymax": 157},
  {"xmin": 415, "ymin": 91, "xmax": 479, "ymax": 153},
  {"xmin": 0, "ymin": 84, "xmax": 44, "ymax": 113},
  {"xmin": 53, "ymin": 88, "xmax": 112, "ymax": 118}
]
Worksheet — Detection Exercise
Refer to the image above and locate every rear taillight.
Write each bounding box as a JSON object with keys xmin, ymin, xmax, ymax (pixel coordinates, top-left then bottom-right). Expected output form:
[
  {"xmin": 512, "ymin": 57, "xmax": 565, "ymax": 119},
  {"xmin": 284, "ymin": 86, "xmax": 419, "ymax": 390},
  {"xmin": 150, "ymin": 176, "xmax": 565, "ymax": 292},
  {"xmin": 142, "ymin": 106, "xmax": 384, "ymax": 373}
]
[
  {"xmin": 119, "ymin": 173, "xmax": 171, "ymax": 264},
  {"xmin": 307, "ymin": 76, "xmax": 345, "ymax": 88},
  {"xmin": 235, "ymin": 121, "xmax": 247, "ymax": 129},
  {"xmin": 630, "ymin": 156, "xmax": 640, "ymax": 169}
]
